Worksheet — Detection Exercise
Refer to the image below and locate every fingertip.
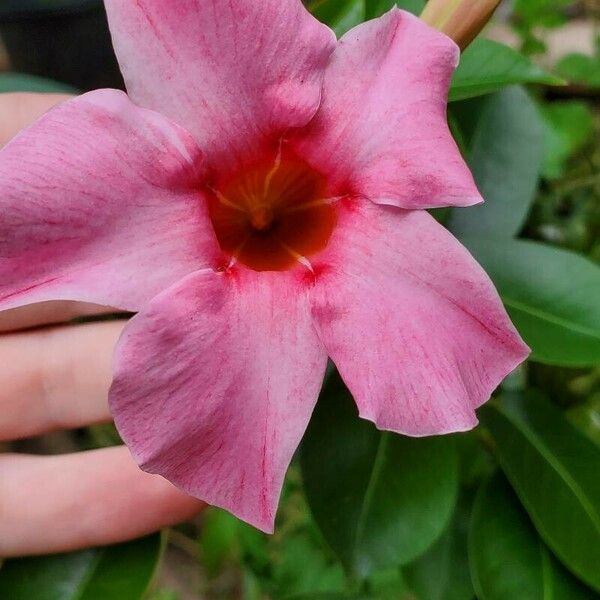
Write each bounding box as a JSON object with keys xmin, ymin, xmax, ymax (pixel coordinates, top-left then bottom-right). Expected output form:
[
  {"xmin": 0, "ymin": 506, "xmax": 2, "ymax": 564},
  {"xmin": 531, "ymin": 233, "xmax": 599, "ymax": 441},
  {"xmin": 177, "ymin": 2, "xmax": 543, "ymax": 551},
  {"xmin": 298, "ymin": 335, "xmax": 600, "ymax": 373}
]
[
  {"xmin": 0, "ymin": 447, "xmax": 205, "ymax": 557},
  {"xmin": 0, "ymin": 92, "xmax": 74, "ymax": 147}
]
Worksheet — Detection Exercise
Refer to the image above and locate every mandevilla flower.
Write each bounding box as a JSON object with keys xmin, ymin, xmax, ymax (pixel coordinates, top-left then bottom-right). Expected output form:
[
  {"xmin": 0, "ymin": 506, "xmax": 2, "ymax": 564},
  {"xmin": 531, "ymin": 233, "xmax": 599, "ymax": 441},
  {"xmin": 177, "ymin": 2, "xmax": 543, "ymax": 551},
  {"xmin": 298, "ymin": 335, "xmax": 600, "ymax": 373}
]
[{"xmin": 0, "ymin": 1, "xmax": 529, "ymax": 532}]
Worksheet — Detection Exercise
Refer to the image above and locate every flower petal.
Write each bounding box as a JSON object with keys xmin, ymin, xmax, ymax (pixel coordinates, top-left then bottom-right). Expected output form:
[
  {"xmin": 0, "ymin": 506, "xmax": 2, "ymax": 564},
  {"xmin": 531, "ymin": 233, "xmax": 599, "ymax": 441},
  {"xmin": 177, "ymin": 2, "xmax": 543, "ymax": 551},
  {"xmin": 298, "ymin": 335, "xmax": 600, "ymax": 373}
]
[
  {"xmin": 294, "ymin": 8, "xmax": 481, "ymax": 209},
  {"xmin": 110, "ymin": 268, "xmax": 327, "ymax": 532},
  {"xmin": 0, "ymin": 89, "xmax": 219, "ymax": 312},
  {"xmin": 310, "ymin": 200, "xmax": 529, "ymax": 436},
  {"xmin": 104, "ymin": 0, "xmax": 336, "ymax": 173}
]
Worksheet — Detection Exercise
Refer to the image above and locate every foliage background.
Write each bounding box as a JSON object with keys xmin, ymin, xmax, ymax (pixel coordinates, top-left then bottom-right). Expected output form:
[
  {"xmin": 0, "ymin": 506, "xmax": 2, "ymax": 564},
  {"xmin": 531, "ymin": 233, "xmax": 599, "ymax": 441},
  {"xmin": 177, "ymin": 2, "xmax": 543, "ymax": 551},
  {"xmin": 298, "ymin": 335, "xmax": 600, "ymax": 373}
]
[{"xmin": 0, "ymin": 0, "xmax": 599, "ymax": 599}]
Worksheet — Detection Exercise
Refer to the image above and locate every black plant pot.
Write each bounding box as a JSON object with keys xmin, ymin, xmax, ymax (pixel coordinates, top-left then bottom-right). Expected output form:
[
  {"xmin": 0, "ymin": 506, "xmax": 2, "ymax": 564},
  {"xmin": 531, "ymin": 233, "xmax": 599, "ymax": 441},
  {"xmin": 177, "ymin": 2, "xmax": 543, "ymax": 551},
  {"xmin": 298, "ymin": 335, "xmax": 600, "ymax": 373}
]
[{"xmin": 0, "ymin": 0, "xmax": 124, "ymax": 91}]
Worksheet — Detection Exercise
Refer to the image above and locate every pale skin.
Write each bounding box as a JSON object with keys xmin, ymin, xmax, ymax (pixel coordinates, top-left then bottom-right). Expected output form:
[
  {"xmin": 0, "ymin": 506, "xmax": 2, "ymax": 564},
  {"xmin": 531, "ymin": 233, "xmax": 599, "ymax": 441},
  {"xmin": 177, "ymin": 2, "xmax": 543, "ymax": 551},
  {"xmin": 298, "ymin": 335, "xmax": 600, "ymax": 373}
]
[{"xmin": 0, "ymin": 93, "xmax": 204, "ymax": 558}]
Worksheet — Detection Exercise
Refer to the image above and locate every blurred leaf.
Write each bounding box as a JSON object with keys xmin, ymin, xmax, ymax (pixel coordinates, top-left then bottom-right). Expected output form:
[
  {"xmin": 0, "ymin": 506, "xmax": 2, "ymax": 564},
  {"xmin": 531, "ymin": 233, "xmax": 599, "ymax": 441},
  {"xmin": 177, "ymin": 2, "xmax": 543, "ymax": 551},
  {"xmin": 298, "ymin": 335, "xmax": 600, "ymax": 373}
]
[
  {"xmin": 148, "ymin": 592, "xmax": 178, "ymax": 600},
  {"xmin": 460, "ymin": 238, "xmax": 600, "ymax": 367},
  {"xmin": 274, "ymin": 534, "xmax": 345, "ymax": 597},
  {"xmin": 308, "ymin": 0, "xmax": 363, "ymax": 36},
  {"xmin": 454, "ymin": 431, "xmax": 495, "ymax": 487},
  {"xmin": 238, "ymin": 521, "xmax": 271, "ymax": 576},
  {"xmin": 301, "ymin": 372, "xmax": 459, "ymax": 578},
  {"xmin": 512, "ymin": 0, "xmax": 571, "ymax": 32},
  {"xmin": 0, "ymin": 72, "xmax": 77, "ymax": 94},
  {"xmin": 404, "ymin": 493, "xmax": 475, "ymax": 600},
  {"xmin": 568, "ymin": 395, "xmax": 600, "ymax": 447},
  {"xmin": 450, "ymin": 39, "xmax": 563, "ymax": 102},
  {"xmin": 0, "ymin": 534, "xmax": 163, "ymax": 600},
  {"xmin": 479, "ymin": 391, "xmax": 600, "ymax": 592},
  {"xmin": 365, "ymin": 568, "xmax": 411, "ymax": 600},
  {"xmin": 541, "ymin": 101, "xmax": 595, "ymax": 180},
  {"xmin": 555, "ymin": 45, "xmax": 600, "ymax": 88},
  {"xmin": 243, "ymin": 568, "xmax": 264, "ymax": 600},
  {"xmin": 448, "ymin": 86, "xmax": 543, "ymax": 238},
  {"xmin": 469, "ymin": 472, "xmax": 593, "ymax": 600},
  {"xmin": 199, "ymin": 509, "xmax": 240, "ymax": 577},
  {"xmin": 287, "ymin": 595, "xmax": 371, "ymax": 600},
  {"xmin": 364, "ymin": 0, "xmax": 425, "ymax": 18}
]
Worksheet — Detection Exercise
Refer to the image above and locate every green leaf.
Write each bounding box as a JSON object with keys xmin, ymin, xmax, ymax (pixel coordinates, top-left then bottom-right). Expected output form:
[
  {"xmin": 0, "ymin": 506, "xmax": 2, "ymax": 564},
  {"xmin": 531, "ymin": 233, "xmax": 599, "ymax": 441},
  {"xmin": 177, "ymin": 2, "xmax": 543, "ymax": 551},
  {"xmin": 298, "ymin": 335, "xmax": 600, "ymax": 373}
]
[
  {"xmin": 199, "ymin": 508, "xmax": 240, "ymax": 577},
  {"xmin": 460, "ymin": 237, "xmax": 600, "ymax": 367},
  {"xmin": 0, "ymin": 534, "xmax": 163, "ymax": 600},
  {"xmin": 540, "ymin": 101, "xmax": 595, "ymax": 180},
  {"xmin": 404, "ymin": 493, "xmax": 475, "ymax": 600},
  {"xmin": 308, "ymin": 0, "xmax": 363, "ymax": 36},
  {"xmin": 0, "ymin": 72, "xmax": 77, "ymax": 94},
  {"xmin": 273, "ymin": 534, "xmax": 345, "ymax": 597},
  {"xmin": 469, "ymin": 472, "xmax": 594, "ymax": 600},
  {"xmin": 364, "ymin": 0, "xmax": 425, "ymax": 19},
  {"xmin": 448, "ymin": 86, "xmax": 543, "ymax": 238},
  {"xmin": 479, "ymin": 392, "xmax": 600, "ymax": 592},
  {"xmin": 555, "ymin": 45, "xmax": 600, "ymax": 88},
  {"xmin": 286, "ymin": 595, "xmax": 371, "ymax": 600},
  {"xmin": 568, "ymin": 395, "xmax": 600, "ymax": 447},
  {"xmin": 365, "ymin": 568, "xmax": 411, "ymax": 600},
  {"xmin": 300, "ymin": 372, "xmax": 459, "ymax": 579},
  {"xmin": 450, "ymin": 39, "xmax": 563, "ymax": 102}
]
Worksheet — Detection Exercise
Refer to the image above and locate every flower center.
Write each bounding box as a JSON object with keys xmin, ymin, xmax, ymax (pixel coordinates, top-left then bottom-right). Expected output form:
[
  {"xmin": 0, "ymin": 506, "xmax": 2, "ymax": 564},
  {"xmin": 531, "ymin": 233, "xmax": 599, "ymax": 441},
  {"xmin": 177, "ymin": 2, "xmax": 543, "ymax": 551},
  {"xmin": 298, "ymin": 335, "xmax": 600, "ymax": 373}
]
[{"xmin": 207, "ymin": 153, "xmax": 336, "ymax": 272}]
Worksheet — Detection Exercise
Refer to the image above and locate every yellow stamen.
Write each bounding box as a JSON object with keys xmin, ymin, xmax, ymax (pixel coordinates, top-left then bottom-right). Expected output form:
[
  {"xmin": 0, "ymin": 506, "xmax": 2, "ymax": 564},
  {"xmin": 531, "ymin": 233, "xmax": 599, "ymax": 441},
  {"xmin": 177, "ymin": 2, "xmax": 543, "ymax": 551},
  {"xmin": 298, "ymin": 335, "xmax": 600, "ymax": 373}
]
[
  {"xmin": 263, "ymin": 139, "xmax": 283, "ymax": 198},
  {"xmin": 285, "ymin": 196, "xmax": 345, "ymax": 214},
  {"xmin": 211, "ymin": 187, "xmax": 244, "ymax": 212},
  {"xmin": 249, "ymin": 206, "xmax": 275, "ymax": 231},
  {"xmin": 279, "ymin": 241, "xmax": 314, "ymax": 272}
]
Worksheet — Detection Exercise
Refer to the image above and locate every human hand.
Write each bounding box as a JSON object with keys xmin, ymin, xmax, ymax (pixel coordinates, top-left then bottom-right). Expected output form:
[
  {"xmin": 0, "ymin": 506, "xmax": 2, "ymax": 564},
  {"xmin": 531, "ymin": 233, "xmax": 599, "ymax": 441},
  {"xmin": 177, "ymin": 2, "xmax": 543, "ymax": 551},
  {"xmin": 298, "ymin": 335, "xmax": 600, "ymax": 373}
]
[{"xmin": 0, "ymin": 94, "xmax": 204, "ymax": 558}]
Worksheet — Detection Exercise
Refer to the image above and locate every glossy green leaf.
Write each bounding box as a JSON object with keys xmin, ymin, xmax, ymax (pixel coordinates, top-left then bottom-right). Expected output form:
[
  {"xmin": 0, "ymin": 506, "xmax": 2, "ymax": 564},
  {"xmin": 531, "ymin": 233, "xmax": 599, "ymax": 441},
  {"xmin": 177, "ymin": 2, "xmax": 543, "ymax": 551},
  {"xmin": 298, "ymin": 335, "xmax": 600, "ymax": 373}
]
[
  {"xmin": 479, "ymin": 392, "xmax": 600, "ymax": 591},
  {"xmin": 450, "ymin": 39, "xmax": 563, "ymax": 102},
  {"xmin": 364, "ymin": 0, "xmax": 425, "ymax": 18},
  {"xmin": 568, "ymin": 395, "xmax": 600, "ymax": 447},
  {"xmin": 469, "ymin": 472, "xmax": 594, "ymax": 600},
  {"xmin": 0, "ymin": 534, "xmax": 163, "ymax": 600},
  {"xmin": 0, "ymin": 72, "xmax": 77, "ymax": 94},
  {"xmin": 300, "ymin": 372, "xmax": 459, "ymax": 578},
  {"xmin": 308, "ymin": 0, "xmax": 363, "ymax": 36},
  {"xmin": 404, "ymin": 493, "xmax": 474, "ymax": 600},
  {"xmin": 448, "ymin": 86, "xmax": 543, "ymax": 238},
  {"xmin": 460, "ymin": 237, "xmax": 600, "ymax": 367}
]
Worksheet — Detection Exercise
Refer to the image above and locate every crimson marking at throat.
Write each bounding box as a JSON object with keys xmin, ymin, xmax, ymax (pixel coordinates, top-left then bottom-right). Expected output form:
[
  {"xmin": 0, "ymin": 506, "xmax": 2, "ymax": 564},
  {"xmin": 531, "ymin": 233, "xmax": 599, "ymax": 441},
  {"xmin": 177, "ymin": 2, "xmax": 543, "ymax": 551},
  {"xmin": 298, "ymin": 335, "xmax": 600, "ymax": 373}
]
[{"xmin": 207, "ymin": 154, "xmax": 337, "ymax": 272}]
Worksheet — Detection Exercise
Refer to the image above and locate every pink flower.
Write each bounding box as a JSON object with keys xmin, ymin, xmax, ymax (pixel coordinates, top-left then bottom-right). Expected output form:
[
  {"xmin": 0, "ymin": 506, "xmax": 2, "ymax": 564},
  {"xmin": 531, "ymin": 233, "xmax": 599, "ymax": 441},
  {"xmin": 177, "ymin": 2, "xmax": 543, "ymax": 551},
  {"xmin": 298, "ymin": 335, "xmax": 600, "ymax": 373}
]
[{"xmin": 0, "ymin": 1, "xmax": 529, "ymax": 532}]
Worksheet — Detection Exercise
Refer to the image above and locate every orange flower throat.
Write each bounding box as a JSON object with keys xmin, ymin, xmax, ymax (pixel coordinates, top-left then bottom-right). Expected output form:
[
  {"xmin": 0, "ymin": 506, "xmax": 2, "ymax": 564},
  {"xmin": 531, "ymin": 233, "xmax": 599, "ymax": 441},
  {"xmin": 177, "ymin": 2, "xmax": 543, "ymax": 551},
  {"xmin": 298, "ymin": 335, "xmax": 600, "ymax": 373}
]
[{"xmin": 207, "ymin": 154, "xmax": 336, "ymax": 272}]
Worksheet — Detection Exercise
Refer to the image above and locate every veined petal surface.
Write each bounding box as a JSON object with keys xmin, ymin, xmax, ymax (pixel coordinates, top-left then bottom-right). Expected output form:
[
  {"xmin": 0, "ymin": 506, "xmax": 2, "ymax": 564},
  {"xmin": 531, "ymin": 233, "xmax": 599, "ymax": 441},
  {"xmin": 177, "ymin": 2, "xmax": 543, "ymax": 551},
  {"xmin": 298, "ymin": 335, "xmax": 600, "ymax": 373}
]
[
  {"xmin": 110, "ymin": 268, "xmax": 328, "ymax": 532},
  {"xmin": 0, "ymin": 89, "xmax": 218, "ymax": 312},
  {"xmin": 294, "ymin": 9, "xmax": 481, "ymax": 209},
  {"xmin": 105, "ymin": 0, "xmax": 336, "ymax": 173},
  {"xmin": 310, "ymin": 200, "xmax": 529, "ymax": 436}
]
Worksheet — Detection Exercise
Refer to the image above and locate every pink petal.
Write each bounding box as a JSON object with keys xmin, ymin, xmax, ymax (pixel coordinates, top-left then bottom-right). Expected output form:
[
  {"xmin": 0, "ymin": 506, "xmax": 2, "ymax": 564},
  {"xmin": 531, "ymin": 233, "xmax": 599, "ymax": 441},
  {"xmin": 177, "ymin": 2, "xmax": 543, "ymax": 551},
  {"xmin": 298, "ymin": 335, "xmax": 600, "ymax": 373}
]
[
  {"xmin": 110, "ymin": 268, "xmax": 327, "ymax": 532},
  {"xmin": 0, "ymin": 90, "xmax": 219, "ymax": 312},
  {"xmin": 104, "ymin": 0, "xmax": 336, "ymax": 174},
  {"xmin": 310, "ymin": 200, "xmax": 529, "ymax": 436},
  {"xmin": 293, "ymin": 8, "xmax": 481, "ymax": 210}
]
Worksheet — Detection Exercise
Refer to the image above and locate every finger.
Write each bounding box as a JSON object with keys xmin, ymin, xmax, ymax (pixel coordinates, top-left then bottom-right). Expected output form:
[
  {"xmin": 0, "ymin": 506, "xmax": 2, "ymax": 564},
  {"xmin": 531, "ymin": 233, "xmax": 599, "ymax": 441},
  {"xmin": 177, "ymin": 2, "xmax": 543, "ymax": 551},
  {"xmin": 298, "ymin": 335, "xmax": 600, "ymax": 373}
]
[
  {"xmin": 0, "ymin": 301, "xmax": 114, "ymax": 333},
  {"xmin": 0, "ymin": 446, "xmax": 204, "ymax": 557},
  {"xmin": 0, "ymin": 321, "xmax": 125, "ymax": 441},
  {"xmin": 0, "ymin": 92, "xmax": 73, "ymax": 147}
]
